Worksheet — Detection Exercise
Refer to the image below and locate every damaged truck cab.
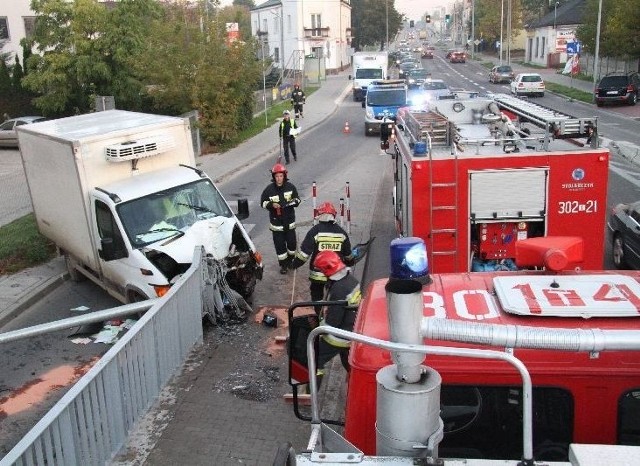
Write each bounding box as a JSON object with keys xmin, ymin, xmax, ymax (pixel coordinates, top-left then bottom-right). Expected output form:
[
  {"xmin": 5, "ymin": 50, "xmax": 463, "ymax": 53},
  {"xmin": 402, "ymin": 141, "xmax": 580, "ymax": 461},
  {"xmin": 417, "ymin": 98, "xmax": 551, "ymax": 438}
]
[{"xmin": 17, "ymin": 110, "xmax": 262, "ymax": 304}]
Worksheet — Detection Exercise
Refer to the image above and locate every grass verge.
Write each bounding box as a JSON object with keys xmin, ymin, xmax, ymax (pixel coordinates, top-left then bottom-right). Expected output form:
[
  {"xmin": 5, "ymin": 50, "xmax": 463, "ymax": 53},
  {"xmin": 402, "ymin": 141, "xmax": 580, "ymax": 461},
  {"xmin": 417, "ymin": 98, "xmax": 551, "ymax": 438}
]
[
  {"xmin": 0, "ymin": 214, "xmax": 56, "ymax": 275},
  {"xmin": 213, "ymin": 86, "xmax": 318, "ymax": 153},
  {"xmin": 545, "ymin": 82, "xmax": 594, "ymax": 104}
]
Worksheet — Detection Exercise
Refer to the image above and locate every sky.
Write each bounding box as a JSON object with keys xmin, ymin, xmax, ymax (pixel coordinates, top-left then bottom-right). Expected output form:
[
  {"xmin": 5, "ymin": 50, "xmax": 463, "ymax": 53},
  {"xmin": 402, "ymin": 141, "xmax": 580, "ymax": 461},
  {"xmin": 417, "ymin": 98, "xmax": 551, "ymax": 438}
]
[{"xmin": 218, "ymin": 0, "xmax": 453, "ymax": 22}]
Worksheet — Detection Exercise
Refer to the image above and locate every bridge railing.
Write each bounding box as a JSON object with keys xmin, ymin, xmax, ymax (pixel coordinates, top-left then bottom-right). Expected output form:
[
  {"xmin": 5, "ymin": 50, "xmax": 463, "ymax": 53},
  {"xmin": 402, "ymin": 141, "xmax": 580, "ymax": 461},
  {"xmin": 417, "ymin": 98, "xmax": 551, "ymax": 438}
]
[{"xmin": 0, "ymin": 248, "xmax": 205, "ymax": 466}]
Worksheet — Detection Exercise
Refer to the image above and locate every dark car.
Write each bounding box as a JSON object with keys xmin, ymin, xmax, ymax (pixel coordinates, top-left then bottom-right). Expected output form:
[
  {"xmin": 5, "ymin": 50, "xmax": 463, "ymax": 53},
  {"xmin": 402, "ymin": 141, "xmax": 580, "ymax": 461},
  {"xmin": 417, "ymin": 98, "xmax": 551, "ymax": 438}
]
[
  {"xmin": 405, "ymin": 68, "xmax": 431, "ymax": 88},
  {"xmin": 398, "ymin": 60, "xmax": 420, "ymax": 79},
  {"xmin": 489, "ymin": 65, "xmax": 515, "ymax": 84},
  {"xmin": 608, "ymin": 201, "xmax": 640, "ymax": 269},
  {"xmin": 0, "ymin": 116, "xmax": 47, "ymax": 147},
  {"xmin": 595, "ymin": 72, "xmax": 639, "ymax": 106}
]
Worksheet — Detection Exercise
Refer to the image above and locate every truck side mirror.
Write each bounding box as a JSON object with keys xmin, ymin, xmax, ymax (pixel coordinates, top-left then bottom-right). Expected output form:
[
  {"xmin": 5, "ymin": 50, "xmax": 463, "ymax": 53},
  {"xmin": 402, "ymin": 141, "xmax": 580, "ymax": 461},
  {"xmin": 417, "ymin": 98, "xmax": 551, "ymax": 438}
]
[
  {"xmin": 361, "ymin": 101, "xmax": 365, "ymax": 109},
  {"xmin": 348, "ymin": 75, "xmax": 352, "ymax": 80},
  {"xmin": 100, "ymin": 237, "xmax": 128, "ymax": 261}
]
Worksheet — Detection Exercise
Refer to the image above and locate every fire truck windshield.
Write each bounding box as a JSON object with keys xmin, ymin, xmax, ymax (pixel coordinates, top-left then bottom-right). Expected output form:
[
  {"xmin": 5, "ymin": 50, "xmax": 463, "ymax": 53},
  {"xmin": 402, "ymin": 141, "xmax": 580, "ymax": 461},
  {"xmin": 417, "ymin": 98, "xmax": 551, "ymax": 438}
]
[{"xmin": 367, "ymin": 89, "xmax": 406, "ymax": 107}]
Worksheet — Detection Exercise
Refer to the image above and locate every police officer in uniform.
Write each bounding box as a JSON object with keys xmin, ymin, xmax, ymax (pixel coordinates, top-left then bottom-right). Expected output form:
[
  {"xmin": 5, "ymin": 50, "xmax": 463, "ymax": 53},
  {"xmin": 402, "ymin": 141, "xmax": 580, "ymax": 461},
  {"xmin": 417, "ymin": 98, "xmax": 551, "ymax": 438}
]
[
  {"xmin": 290, "ymin": 202, "xmax": 354, "ymax": 313},
  {"xmin": 260, "ymin": 163, "xmax": 301, "ymax": 274},
  {"xmin": 279, "ymin": 110, "xmax": 298, "ymax": 164}
]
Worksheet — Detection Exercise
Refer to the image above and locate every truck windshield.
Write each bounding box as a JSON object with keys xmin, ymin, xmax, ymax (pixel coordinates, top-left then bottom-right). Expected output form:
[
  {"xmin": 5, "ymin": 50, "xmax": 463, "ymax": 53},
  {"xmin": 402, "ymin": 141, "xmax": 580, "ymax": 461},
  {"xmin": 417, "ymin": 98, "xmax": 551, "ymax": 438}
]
[
  {"xmin": 117, "ymin": 179, "xmax": 233, "ymax": 248},
  {"xmin": 367, "ymin": 89, "xmax": 406, "ymax": 106},
  {"xmin": 355, "ymin": 69, "xmax": 383, "ymax": 79}
]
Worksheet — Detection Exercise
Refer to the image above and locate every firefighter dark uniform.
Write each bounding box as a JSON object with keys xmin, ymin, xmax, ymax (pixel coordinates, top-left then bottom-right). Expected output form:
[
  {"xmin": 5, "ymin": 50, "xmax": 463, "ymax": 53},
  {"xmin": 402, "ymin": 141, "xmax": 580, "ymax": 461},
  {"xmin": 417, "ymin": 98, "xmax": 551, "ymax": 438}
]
[
  {"xmin": 290, "ymin": 202, "xmax": 354, "ymax": 310},
  {"xmin": 291, "ymin": 84, "xmax": 306, "ymax": 118},
  {"xmin": 260, "ymin": 164, "xmax": 301, "ymax": 274},
  {"xmin": 279, "ymin": 110, "xmax": 298, "ymax": 164},
  {"xmin": 312, "ymin": 251, "xmax": 362, "ymax": 383}
]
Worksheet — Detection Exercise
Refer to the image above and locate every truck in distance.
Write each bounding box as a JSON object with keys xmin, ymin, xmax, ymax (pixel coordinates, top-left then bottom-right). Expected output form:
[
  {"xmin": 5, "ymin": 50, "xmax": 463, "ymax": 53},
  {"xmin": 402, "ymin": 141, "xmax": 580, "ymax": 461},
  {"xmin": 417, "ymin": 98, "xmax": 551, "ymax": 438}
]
[{"xmin": 350, "ymin": 51, "xmax": 389, "ymax": 102}]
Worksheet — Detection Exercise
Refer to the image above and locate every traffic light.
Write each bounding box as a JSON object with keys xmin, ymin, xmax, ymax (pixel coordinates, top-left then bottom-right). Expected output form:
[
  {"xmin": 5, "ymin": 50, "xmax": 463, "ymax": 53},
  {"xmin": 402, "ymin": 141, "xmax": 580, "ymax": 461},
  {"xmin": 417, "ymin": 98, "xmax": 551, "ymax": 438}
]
[
  {"xmin": 410, "ymin": 20, "xmax": 415, "ymax": 28},
  {"xmin": 426, "ymin": 15, "xmax": 431, "ymax": 23},
  {"xmin": 445, "ymin": 14, "xmax": 451, "ymax": 23}
]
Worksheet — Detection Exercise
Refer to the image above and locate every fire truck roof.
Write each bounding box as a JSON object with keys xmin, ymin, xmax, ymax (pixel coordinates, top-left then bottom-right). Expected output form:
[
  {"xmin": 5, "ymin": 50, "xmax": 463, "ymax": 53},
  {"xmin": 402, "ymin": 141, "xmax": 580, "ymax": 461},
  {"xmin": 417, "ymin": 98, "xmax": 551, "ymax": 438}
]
[
  {"xmin": 352, "ymin": 270, "xmax": 640, "ymax": 373},
  {"xmin": 395, "ymin": 94, "xmax": 601, "ymax": 159}
]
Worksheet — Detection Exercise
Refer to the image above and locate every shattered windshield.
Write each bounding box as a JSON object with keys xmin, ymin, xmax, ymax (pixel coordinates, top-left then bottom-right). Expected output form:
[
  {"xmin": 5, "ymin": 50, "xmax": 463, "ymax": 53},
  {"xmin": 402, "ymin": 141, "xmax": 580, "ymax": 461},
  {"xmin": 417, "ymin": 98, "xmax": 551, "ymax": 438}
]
[{"xmin": 117, "ymin": 179, "xmax": 233, "ymax": 248}]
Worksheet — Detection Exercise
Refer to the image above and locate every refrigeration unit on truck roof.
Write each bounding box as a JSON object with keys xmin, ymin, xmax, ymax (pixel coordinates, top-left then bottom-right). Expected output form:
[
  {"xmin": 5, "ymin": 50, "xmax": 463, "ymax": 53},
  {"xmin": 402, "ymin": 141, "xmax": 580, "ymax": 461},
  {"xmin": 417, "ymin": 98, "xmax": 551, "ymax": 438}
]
[{"xmin": 388, "ymin": 93, "xmax": 607, "ymax": 273}]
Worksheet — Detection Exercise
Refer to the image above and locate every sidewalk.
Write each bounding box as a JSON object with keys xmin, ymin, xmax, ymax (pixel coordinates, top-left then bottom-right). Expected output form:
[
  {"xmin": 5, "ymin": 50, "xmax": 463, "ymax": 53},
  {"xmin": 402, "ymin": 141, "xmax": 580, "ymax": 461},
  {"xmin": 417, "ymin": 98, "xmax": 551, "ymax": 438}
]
[{"xmin": 0, "ymin": 71, "xmax": 353, "ymax": 328}]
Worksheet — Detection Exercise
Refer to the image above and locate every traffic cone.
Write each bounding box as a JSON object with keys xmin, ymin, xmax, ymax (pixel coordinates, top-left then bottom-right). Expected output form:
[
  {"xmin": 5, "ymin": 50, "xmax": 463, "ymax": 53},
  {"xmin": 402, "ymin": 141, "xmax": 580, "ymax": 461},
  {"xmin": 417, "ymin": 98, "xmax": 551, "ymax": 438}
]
[{"xmin": 343, "ymin": 121, "xmax": 351, "ymax": 134}]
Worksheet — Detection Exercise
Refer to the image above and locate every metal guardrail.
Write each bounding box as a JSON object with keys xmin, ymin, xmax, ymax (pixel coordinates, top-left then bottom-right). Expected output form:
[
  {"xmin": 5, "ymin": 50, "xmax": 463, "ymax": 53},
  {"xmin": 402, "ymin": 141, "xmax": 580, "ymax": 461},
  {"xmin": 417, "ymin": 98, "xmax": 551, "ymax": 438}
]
[{"xmin": 0, "ymin": 248, "xmax": 205, "ymax": 466}]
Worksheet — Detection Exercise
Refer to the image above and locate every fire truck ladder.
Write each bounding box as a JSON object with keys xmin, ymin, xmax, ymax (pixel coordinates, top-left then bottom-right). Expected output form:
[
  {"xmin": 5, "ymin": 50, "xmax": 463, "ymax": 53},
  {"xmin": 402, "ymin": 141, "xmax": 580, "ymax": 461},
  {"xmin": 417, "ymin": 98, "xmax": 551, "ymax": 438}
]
[
  {"xmin": 492, "ymin": 93, "xmax": 598, "ymax": 149},
  {"xmin": 427, "ymin": 130, "xmax": 460, "ymax": 271}
]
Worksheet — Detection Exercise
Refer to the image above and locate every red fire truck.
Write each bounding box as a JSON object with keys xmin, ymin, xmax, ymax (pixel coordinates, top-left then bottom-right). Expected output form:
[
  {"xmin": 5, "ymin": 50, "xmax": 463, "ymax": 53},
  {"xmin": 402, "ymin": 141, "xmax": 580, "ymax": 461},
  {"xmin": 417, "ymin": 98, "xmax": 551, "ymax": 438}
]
[
  {"xmin": 389, "ymin": 94, "xmax": 607, "ymax": 273},
  {"xmin": 285, "ymin": 239, "xmax": 640, "ymax": 464}
]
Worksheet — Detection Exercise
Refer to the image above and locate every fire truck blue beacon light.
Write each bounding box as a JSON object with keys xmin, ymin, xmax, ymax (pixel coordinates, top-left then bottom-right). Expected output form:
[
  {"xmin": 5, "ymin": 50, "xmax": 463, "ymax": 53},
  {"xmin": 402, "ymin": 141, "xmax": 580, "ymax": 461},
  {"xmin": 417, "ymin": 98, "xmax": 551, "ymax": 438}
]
[{"xmin": 390, "ymin": 237, "xmax": 429, "ymax": 282}]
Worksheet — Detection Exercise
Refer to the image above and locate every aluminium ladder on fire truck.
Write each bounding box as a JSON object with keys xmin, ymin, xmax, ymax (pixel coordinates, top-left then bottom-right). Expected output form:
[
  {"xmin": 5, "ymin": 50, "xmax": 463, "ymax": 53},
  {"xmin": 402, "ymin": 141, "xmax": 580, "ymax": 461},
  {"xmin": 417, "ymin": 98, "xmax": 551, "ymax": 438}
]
[
  {"xmin": 397, "ymin": 109, "xmax": 462, "ymax": 270},
  {"xmin": 491, "ymin": 93, "xmax": 598, "ymax": 149}
]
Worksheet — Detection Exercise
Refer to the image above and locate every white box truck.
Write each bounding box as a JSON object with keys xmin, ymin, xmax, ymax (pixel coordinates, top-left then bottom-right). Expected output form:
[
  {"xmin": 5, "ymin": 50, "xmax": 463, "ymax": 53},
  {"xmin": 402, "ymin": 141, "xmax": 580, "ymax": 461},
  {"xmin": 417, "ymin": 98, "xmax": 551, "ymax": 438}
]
[
  {"xmin": 17, "ymin": 110, "xmax": 263, "ymax": 306},
  {"xmin": 349, "ymin": 51, "xmax": 388, "ymax": 102}
]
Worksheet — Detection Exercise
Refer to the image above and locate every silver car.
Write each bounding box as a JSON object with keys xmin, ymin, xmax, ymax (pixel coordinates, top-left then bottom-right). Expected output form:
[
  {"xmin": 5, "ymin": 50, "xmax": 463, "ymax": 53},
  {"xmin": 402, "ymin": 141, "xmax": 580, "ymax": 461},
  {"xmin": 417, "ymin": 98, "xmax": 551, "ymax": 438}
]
[{"xmin": 0, "ymin": 116, "xmax": 47, "ymax": 147}]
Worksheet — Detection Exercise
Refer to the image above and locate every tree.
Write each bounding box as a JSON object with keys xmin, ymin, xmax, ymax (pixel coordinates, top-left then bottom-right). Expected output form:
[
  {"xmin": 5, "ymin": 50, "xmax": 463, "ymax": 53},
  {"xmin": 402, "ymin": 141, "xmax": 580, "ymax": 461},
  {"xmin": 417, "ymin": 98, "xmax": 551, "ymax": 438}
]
[
  {"xmin": 474, "ymin": 0, "xmax": 523, "ymax": 49},
  {"xmin": 133, "ymin": 3, "xmax": 260, "ymax": 145},
  {"xmin": 12, "ymin": 56, "xmax": 24, "ymax": 92},
  {"xmin": 22, "ymin": 0, "xmax": 160, "ymax": 115},
  {"xmin": 351, "ymin": 0, "xmax": 403, "ymax": 50},
  {"xmin": 578, "ymin": 0, "xmax": 640, "ymax": 60},
  {"xmin": 232, "ymin": 0, "xmax": 255, "ymax": 8},
  {"xmin": 0, "ymin": 60, "xmax": 11, "ymax": 95}
]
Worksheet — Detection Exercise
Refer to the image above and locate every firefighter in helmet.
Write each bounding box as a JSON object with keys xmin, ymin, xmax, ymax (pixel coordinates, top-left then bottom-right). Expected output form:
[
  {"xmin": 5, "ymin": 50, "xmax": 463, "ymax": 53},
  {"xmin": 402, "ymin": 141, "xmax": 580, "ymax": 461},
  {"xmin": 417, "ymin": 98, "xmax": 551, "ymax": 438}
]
[
  {"xmin": 260, "ymin": 163, "xmax": 301, "ymax": 274},
  {"xmin": 291, "ymin": 83, "xmax": 306, "ymax": 119},
  {"xmin": 290, "ymin": 201, "xmax": 354, "ymax": 314},
  {"xmin": 312, "ymin": 250, "xmax": 362, "ymax": 385}
]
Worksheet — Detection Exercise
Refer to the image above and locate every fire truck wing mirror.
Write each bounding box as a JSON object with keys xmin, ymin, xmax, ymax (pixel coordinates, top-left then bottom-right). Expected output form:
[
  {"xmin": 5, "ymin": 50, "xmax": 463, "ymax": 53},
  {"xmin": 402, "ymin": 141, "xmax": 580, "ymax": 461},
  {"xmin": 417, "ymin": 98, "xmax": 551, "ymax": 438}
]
[
  {"xmin": 348, "ymin": 75, "xmax": 352, "ymax": 80},
  {"xmin": 361, "ymin": 101, "xmax": 365, "ymax": 108}
]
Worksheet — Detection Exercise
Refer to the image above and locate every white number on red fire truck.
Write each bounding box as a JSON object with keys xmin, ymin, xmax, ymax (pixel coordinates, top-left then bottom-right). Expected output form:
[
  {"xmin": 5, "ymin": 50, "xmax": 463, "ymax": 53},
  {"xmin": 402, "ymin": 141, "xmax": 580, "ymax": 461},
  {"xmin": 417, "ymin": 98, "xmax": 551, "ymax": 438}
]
[
  {"xmin": 557, "ymin": 200, "xmax": 597, "ymax": 214},
  {"xmin": 494, "ymin": 275, "xmax": 640, "ymax": 317}
]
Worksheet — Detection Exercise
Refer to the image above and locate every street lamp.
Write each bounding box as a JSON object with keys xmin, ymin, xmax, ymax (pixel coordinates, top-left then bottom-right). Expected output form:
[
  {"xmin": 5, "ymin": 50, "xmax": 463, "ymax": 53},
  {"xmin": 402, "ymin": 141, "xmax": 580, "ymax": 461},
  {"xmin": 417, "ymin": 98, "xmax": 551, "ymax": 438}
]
[{"xmin": 553, "ymin": 1, "xmax": 560, "ymax": 29}]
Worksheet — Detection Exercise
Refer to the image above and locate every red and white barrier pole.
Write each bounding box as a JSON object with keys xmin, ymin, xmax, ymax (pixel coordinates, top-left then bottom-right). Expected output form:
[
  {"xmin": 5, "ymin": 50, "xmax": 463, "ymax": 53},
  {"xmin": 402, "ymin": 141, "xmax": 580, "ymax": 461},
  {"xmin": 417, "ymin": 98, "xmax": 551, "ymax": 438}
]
[
  {"xmin": 345, "ymin": 182, "xmax": 351, "ymax": 234},
  {"xmin": 312, "ymin": 181, "xmax": 318, "ymax": 224},
  {"xmin": 339, "ymin": 198, "xmax": 345, "ymax": 228}
]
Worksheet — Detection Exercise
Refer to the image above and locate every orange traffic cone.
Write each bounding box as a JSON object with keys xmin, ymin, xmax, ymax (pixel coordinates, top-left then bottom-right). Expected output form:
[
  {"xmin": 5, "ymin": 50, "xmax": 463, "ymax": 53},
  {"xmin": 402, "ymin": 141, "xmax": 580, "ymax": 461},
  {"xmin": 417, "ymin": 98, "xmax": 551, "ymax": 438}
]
[{"xmin": 343, "ymin": 121, "xmax": 351, "ymax": 134}]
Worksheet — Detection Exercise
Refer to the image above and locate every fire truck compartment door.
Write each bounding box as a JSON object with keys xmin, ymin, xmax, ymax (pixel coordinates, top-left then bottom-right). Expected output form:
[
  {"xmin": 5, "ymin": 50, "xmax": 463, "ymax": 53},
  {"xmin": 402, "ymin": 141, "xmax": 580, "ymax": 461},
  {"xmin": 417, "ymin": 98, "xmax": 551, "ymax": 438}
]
[{"xmin": 470, "ymin": 169, "xmax": 548, "ymax": 220}]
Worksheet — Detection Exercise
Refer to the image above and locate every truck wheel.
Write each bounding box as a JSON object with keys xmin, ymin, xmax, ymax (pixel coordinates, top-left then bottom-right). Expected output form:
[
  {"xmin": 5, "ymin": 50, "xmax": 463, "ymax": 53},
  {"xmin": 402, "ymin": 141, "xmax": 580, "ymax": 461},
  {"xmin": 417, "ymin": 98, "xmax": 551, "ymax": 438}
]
[
  {"xmin": 64, "ymin": 253, "xmax": 85, "ymax": 282},
  {"xmin": 613, "ymin": 234, "xmax": 628, "ymax": 269},
  {"xmin": 628, "ymin": 93, "xmax": 638, "ymax": 106}
]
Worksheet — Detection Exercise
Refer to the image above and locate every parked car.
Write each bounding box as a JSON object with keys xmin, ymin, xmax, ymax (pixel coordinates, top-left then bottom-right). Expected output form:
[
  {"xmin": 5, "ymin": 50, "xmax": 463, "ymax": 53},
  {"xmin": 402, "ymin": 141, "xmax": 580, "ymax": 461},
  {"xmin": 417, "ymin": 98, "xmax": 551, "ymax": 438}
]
[
  {"xmin": 449, "ymin": 51, "xmax": 466, "ymax": 63},
  {"xmin": 489, "ymin": 65, "xmax": 515, "ymax": 84},
  {"xmin": 510, "ymin": 73, "xmax": 545, "ymax": 97},
  {"xmin": 595, "ymin": 72, "xmax": 639, "ymax": 107},
  {"xmin": 0, "ymin": 116, "xmax": 47, "ymax": 147},
  {"xmin": 608, "ymin": 201, "xmax": 640, "ymax": 269}
]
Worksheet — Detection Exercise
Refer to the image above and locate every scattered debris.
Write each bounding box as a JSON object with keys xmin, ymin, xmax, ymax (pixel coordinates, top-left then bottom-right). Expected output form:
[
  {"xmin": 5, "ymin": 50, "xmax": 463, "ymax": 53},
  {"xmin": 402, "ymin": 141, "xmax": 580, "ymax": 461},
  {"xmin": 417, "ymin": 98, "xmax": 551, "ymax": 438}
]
[
  {"xmin": 69, "ymin": 338, "xmax": 92, "ymax": 345},
  {"xmin": 70, "ymin": 306, "xmax": 90, "ymax": 312}
]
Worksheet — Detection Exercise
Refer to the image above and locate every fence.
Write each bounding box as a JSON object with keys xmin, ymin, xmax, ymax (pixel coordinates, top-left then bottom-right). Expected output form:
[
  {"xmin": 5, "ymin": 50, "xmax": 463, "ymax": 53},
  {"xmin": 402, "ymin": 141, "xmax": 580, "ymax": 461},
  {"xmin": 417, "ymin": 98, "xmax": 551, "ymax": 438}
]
[{"xmin": 0, "ymin": 248, "xmax": 205, "ymax": 466}]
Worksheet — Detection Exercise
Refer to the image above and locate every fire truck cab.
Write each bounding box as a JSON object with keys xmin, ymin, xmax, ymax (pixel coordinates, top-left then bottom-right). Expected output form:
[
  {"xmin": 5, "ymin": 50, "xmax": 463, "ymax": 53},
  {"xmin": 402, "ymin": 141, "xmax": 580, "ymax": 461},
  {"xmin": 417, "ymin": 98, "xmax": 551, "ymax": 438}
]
[{"xmin": 389, "ymin": 94, "xmax": 607, "ymax": 273}]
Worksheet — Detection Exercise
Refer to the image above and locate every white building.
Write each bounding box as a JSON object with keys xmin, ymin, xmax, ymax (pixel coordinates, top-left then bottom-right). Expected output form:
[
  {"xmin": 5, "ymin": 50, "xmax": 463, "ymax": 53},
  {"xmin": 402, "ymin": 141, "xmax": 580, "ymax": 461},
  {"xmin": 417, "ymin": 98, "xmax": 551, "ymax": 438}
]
[
  {"xmin": 1, "ymin": 0, "xmax": 35, "ymax": 64},
  {"xmin": 250, "ymin": 0, "xmax": 352, "ymax": 75}
]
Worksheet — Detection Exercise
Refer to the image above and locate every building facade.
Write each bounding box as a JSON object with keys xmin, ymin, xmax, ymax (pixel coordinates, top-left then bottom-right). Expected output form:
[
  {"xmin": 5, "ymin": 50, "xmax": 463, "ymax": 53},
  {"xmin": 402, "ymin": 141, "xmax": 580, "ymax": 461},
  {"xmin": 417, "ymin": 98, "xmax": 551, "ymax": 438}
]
[
  {"xmin": 250, "ymin": 0, "xmax": 352, "ymax": 74},
  {"xmin": 1, "ymin": 0, "xmax": 35, "ymax": 64}
]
